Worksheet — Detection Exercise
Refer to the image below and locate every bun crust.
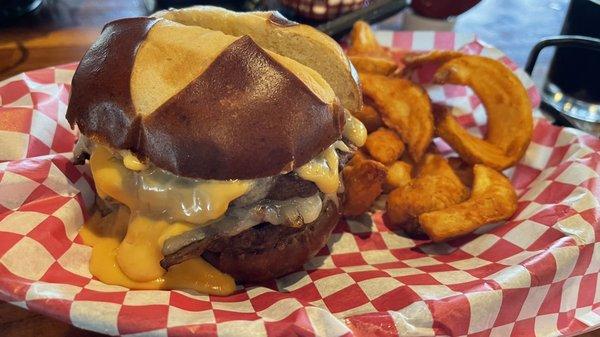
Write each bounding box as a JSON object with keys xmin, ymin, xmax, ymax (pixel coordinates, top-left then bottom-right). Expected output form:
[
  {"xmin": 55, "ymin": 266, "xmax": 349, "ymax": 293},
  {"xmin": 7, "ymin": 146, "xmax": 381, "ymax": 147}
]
[
  {"xmin": 203, "ymin": 200, "xmax": 339, "ymax": 282},
  {"xmin": 66, "ymin": 17, "xmax": 158, "ymax": 149},
  {"xmin": 67, "ymin": 18, "xmax": 344, "ymax": 180},
  {"xmin": 153, "ymin": 6, "xmax": 362, "ymax": 113}
]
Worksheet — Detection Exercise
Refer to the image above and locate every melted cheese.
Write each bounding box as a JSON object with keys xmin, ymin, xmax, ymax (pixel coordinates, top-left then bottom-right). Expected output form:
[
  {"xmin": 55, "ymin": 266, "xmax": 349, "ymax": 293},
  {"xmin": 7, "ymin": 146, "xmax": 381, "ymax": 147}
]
[
  {"xmin": 296, "ymin": 110, "xmax": 365, "ymax": 195},
  {"xmin": 84, "ymin": 145, "xmax": 248, "ymax": 295},
  {"xmin": 80, "ymin": 209, "xmax": 235, "ymax": 295},
  {"xmin": 90, "ymin": 146, "xmax": 137, "ymax": 207},
  {"xmin": 82, "ymin": 131, "xmax": 358, "ymax": 294},
  {"xmin": 296, "ymin": 143, "xmax": 340, "ymax": 194},
  {"xmin": 343, "ymin": 110, "xmax": 367, "ymax": 147},
  {"xmin": 90, "ymin": 146, "xmax": 251, "ymax": 224},
  {"xmin": 116, "ymin": 214, "xmax": 170, "ymax": 282},
  {"xmin": 120, "ymin": 150, "xmax": 148, "ymax": 171}
]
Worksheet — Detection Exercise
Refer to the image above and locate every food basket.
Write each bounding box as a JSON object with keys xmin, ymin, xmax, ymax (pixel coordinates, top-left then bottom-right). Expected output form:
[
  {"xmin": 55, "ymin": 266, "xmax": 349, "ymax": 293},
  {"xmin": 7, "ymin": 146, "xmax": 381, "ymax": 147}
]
[{"xmin": 0, "ymin": 31, "xmax": 598, "ymax": 337}]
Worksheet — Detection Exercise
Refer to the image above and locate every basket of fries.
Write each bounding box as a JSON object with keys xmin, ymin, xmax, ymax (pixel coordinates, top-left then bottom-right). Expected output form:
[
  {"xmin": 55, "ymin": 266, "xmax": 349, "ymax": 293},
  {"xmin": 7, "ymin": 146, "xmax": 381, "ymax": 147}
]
[{"xmin": 341, "ymin": 22, "xmax": 532, "ymax": 242}]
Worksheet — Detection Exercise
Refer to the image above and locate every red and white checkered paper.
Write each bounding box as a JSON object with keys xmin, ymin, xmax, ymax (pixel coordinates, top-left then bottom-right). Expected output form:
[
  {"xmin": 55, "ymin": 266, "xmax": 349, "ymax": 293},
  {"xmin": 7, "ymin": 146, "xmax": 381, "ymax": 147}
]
[{"xmin": 1, "ymin": 32, "xmax": 599, "ymax": 337}]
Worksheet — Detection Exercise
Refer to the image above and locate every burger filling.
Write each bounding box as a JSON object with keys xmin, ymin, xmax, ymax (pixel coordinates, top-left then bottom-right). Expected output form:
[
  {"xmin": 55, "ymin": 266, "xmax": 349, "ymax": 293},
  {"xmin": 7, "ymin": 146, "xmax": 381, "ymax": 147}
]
[{"xmin": 79, "ymin": 111, "xmax": 366, "ymax": 295}]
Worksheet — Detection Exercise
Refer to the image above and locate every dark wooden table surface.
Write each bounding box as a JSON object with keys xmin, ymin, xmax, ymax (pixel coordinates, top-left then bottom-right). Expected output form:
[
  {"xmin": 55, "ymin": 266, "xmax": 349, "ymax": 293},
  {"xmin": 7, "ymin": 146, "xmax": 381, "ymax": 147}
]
[{"xmin": 1, "ymin": 0, "xmax": 598, "ymax": 336}]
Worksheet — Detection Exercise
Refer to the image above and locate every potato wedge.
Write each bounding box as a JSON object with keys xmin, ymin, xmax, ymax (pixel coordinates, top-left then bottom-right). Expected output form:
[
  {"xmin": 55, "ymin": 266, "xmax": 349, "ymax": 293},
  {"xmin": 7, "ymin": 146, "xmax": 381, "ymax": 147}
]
[
  {"xmin": 419, "ymin": 165, "xmax": 518, "ymax": 242},
  {"xmin": 347, "ymin": 21, "xmax": 388, "ymax": 56},
  {"xmin": 349, "ymin": 56, "xmax": 398, "ymax": 76},
  {"xmin": 432, "ymin": 55, "xmax": 533, "ymax": 170},
  {"xmin": 403, "ymin": 50, "xmax": 462, "ymax": 69},
  {"xmin": 434, "ymin": 105, "xmax": 517, "ymax": 170},
  {"xmin": 384, "ymin": 161, "xmax": 412, "ymax": 192},
  {"xmin": 364, "ymin": 128, "xmax": 405, "ymax": 164},
  {"xmin": 347, "ymin": 21, "xmax": 397, "ymax": 75},
  {"xmin": 342, "ymin": 158, "xmax": 387, "ymax": 216},
  {"xmin": 448, "ymin": 156, "xmax": 474, "ymax": 187},
  {"xmin": 360, "ymin": 73, "xmax": 434, "ymax": 161},
  {"xmin": 405, "ymin": 52, "xmax": 533, "ymax": 170},
  {"xmin": 415, "ymin": 152, "xmax": 456, "ymax": 178},
  {"xmin": 353, "ymin": 104, "xmax": 382, "ymax": 133},
  {"xmin": 435, "ymin": 56, "xmax": 533, "ymax": 154},
  {"xmin": 386, "ymin": 154, "xmax": 468, "ymax": 225}
]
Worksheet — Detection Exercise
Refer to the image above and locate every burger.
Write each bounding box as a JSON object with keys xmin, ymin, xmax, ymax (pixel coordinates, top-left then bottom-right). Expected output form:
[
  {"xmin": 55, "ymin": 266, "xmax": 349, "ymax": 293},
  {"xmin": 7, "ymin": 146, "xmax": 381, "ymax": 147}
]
[{"xmin": 67, "ymin": 6, "xmax": 365, "ymax": 295}]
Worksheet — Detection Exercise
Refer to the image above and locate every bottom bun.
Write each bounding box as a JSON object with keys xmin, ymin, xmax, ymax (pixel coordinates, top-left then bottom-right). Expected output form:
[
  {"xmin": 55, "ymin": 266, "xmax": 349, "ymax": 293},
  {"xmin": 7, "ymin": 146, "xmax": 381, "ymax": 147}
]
[{"xmin": 204, "ymin": 200, "xmax": 339, "ymax": 283}]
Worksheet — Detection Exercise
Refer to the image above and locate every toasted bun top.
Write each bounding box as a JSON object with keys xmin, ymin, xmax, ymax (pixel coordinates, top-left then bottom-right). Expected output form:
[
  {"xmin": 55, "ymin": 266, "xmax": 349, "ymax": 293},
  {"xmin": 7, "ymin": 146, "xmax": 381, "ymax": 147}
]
[
  {"xmin": 66, "ymin": 17, "xmax": 345, "ymax": 180},
  {"xmin": 152, "ymin": 6, "xmax": 362, "ymax": 113}
]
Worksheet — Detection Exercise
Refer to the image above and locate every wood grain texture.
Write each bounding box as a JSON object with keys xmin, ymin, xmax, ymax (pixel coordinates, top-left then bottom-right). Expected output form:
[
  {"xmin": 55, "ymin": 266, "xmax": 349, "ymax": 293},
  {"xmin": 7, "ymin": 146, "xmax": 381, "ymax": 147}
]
[
  {"xmin": 0, "ymin": 0, "xmax": 598, "ymax": 336},
  {"xmin": 0, "ymin": 0, "xmax": 148, "ymax": 80},
  {"xmin": 0, "ymin": 27, "xmax": 101, "ymax": 78}
]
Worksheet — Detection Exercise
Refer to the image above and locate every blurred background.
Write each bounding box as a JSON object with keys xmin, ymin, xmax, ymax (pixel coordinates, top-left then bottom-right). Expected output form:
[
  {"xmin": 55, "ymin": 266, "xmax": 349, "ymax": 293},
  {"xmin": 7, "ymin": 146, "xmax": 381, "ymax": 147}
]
[
  {"xmin": 4, "ymin": 0, "xmax": 599, "ymax": 134},
  {"xmin": 0, "ymin": 0, "xmax": 570, "ymax": 81}
]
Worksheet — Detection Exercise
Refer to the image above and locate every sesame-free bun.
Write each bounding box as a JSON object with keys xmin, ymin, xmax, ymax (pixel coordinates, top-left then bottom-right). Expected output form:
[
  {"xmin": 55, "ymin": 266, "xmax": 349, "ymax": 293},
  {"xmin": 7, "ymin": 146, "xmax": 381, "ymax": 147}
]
[
  {"xmin": 66, "ymin": 16, "xmax": 347, "ymax": 180},
  {"xmin": 152, "ymin": 6, "xmax": 362, "ymax": 114}
]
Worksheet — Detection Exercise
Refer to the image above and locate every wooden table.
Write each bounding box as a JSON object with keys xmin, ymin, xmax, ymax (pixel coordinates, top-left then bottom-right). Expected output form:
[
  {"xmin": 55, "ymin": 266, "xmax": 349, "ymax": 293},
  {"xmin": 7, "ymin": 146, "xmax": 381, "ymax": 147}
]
[
  {"xmin": 1, "ymin": 0, "xmax": 598, "ymax": 336},
  {"xmin": 0, "ymin": 0, "xmax": 149, "ymax": 80}
]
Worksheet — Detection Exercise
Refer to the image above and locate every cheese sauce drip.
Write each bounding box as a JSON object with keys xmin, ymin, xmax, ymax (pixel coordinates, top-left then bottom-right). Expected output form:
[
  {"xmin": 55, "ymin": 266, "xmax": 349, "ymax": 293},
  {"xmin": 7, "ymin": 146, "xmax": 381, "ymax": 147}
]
[
  {"xmin": 296, "ymin": 140, "xmax": 352, "ymax": 195},
  {"xmin": 80, "ymin": 208, "xmax": 234, "ymax": 295},
  {"xmin": 296, "ymin": 110, "xmax": 365, "ymax": 193},
  {"xmin": 343, "ymin": 110, "xmax": 367, "ymax": 147},
  {"xmin": 296, "ymin": 144, "xmax": 340, "ymax": 194},
  {"xmin": 120, "ymin": 150, "xmax": 147, "ymax": 171},
  {"xmin": 84, "ymin": 145, "xmax": 248, "ymax": 294},
  {"xmin": 81, "ymin": 111, "xmax": 364, "ymax": 294}
]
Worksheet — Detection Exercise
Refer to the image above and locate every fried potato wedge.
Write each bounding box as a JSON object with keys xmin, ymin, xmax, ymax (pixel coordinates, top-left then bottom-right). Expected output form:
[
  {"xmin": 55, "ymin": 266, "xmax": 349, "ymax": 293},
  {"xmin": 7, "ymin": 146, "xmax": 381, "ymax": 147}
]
[
  {"xmin": 354, "ymin": 104, "xmax": 382, "ymax": 133},
  {"xmin": 419, "ymin": 165, "xmax": 518, "ymax": 242},
  {"xmin": 347, "ymin": 21, "xmax": 397, "ymax": 75},
  {"xmin": 415, "ymin": 152, "xmax": 457, "ymax": 178},
  {"xmin": 348, "ymin": 149, "xmax": 368, "ymax": 166},
  {"xmin": 360, "ymin": 73, "xmax": 434, "ymax": 161},
  {"xmin": 434, "ymin": 105, "xmax": 518, "ymax": 170},
  {"xmin": 364, "ymin": 128, "xmax": 405, "ymax": 164},
  {"xmin": 347, "ymin": 21, "xmax": 392, "ymax": 58},
  {"xmin": 384, "ymin": 161, "xmax": 412, "ymax": 192},
  {"xmin": 433, "ymin": 56, "xmax": 533, "ymax": 170},
  {"xmin": 386, "ymin": 154, "xmax": 468, "ymax": 225},
  {"xmin": 342, "ymin": 158, "xmax": 387, "ymax": 216},
  {"xmin": 403, "ymin": 50, "xmax": 462, "ymax": 69},
  {"xmin": 435, "ymin": 56, "xmax": 533, "ymax": 154},
  {"xmin": 349, "ymin": 56, "xmax": 398, "ymax": 76}
]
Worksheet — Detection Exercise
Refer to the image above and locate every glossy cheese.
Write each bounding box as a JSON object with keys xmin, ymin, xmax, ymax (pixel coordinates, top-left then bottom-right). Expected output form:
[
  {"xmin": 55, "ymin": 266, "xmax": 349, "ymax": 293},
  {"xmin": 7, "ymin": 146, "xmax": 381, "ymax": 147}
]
[
  {"xmin": 90, "ymin": 146, "xmax": 137, "ymax": 208},
  {"xmin": 120, "ymin": 150, "xmax": 148, "ymax": 171},
  {"xmin": 116, "ymin": 214, "xmax": 170, "ymax": 282},
  {"xmin": 343, "ymin": 111, "xmax": 367, "ymax": 147},
  {"xmin": 80, "ymin": 208, "xmax": 235, "ymax": 295},
  {"xmin": 90, "ymin": 146, "xmax": 251, "ymax": 224},
  {"xmin": 296, "ymin": 143, "xmax": 341, "ymax": 194},
  {"xmin": 83, "ymin": 132, "xmax": 357, "ymax": 294},
  {"xmin": 85, "ymin": 145, "xmax": 247, "ymax": 295},
  {"xmin": 296, "ymin": 112, "xmax": 364, "ymax": 195}
]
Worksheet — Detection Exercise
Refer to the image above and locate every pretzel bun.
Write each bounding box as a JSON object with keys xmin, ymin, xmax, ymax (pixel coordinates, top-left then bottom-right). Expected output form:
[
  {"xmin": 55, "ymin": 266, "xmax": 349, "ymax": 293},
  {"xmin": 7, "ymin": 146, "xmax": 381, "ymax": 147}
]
[
  {"xmin": 152, "ymin": 6, "xmax": 362, "ymax": 114},
  {"xmin": 66, "ymin": 14, "xmax": 358, "ymax": 180}
]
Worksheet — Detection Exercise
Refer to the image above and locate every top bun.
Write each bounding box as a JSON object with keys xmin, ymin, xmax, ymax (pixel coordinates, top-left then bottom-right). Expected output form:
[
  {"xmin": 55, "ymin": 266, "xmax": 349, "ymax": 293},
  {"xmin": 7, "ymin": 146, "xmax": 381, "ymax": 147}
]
[
  {"xmin": 152, "ymin": 6, "xmax": 362, "ymax": 113},
  {"xmin": 67, "ymin": 15, "xmax": 351, "ymax": 180}
]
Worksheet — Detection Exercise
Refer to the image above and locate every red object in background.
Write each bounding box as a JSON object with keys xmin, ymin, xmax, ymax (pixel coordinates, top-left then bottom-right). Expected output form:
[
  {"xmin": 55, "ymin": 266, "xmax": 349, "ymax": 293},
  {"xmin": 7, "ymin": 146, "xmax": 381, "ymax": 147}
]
[{"xmin": 411, "ymin": 0, "xmax": 481, "ymax": 19}]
